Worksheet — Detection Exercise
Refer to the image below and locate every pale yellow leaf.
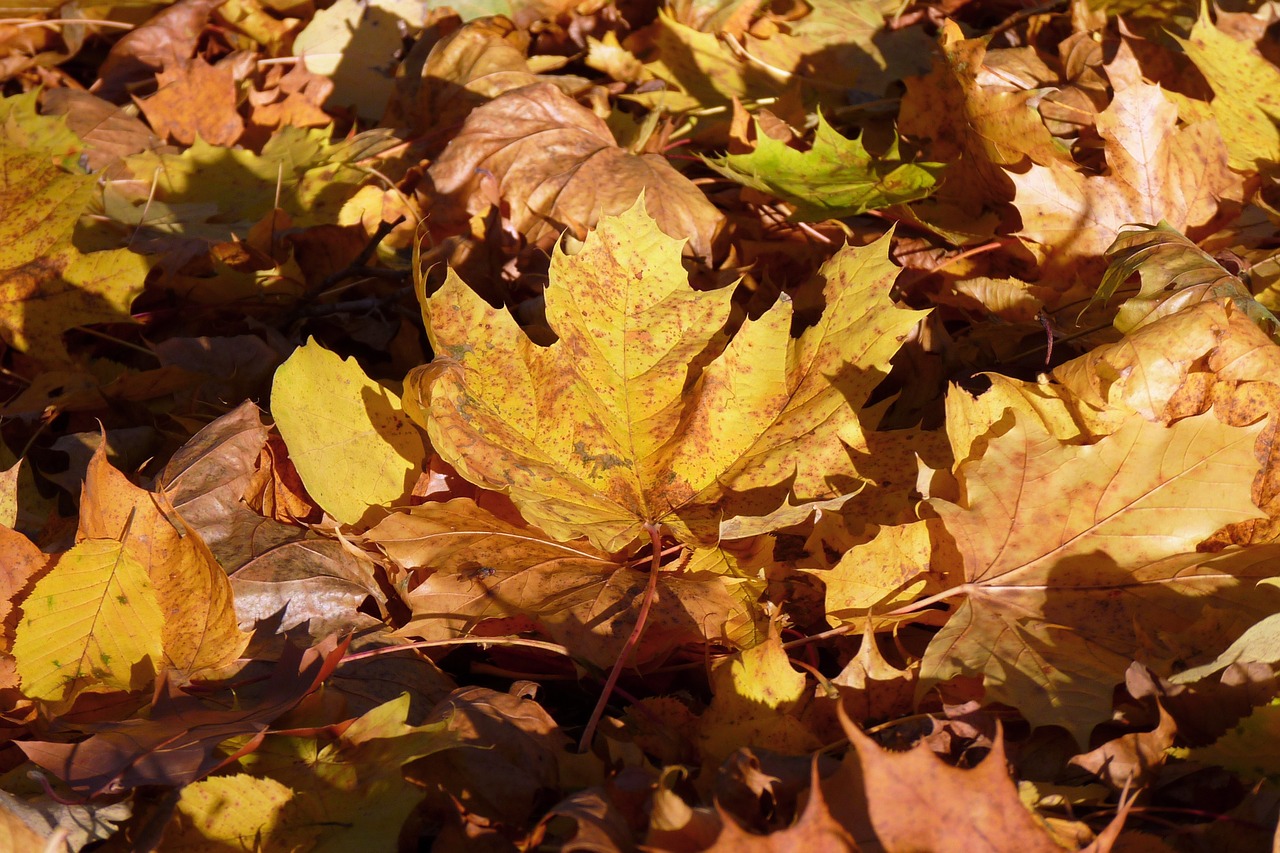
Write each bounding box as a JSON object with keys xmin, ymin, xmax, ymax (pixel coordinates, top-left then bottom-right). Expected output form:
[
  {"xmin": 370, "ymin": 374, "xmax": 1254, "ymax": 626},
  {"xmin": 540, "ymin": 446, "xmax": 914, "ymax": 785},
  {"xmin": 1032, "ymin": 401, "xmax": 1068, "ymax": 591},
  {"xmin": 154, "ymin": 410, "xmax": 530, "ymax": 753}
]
[
  {"xmin": 272, "ymin": 339, "xmax": 425, "ymax": 526},
  {"xmin": 13, "ymin": 539, "xmax": 163, "ymax": 704}
]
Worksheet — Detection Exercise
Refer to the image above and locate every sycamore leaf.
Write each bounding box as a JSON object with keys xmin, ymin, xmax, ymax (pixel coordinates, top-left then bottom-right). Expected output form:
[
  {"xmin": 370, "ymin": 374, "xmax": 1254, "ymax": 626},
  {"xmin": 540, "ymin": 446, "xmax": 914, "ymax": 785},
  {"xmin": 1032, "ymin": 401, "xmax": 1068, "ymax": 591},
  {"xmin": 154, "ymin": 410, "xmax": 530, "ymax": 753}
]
[
  {"xmin": 823, "ymin": 716, "xmax": 1075, "ymax": 852},
  {"xmin": 271, "ymin": 339, "xmax": 426, "ymax": 525},
  {"xmin": 366, "ymin": 499, "xmax": 752, "ymax": 667},
  {"xmin": 12, "ymin": 539, "xmax": 163, "ymax": 704},
  {"xmin": 0, "ymin": 143, "xmax": 149, "ymax": 365},
  {"xmin": 704, "ymin": 114, "xmax": 942, "ymax": 220},
  {"xmin": 408, "ymin": 203, "xmax": 926, "ymax": 551},
  {"xmin": 697, "ymin": 631, "xmax": 820, "ymax": 764},
  {"xmin": 899, "ymin": 21, "xmax": 1072, "ymax": 217},
  {"xmin": 1174, "ymin": 8, "xmax": 1280, "ymax": 171},
  {"xmin": 428, "ymin": 83, "xmax": 724, "ymax": 259},
  {"xmin": 1096, "ymin": 224, "xmax": 1280, "ymax": 338},
  {"xmin": 922, "ymin": 408, "xmax": 1277, "ymax": 744},
  {"xmin": 77, "ymin": 444, "xmax": 248, "ymax": 677},
  {"xmin": 1009, "ymin": 79, "xmax": 1236, "ymax": 284}
]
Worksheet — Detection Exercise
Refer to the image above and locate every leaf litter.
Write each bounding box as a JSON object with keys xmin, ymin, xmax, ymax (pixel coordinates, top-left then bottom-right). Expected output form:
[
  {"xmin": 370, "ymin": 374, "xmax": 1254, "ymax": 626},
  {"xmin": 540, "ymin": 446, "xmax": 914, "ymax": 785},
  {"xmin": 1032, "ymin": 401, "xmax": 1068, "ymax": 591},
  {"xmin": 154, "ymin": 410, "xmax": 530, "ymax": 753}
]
[{"xmin": 2, "ymin": 0, "xmax": 1280, "ymax": 849}]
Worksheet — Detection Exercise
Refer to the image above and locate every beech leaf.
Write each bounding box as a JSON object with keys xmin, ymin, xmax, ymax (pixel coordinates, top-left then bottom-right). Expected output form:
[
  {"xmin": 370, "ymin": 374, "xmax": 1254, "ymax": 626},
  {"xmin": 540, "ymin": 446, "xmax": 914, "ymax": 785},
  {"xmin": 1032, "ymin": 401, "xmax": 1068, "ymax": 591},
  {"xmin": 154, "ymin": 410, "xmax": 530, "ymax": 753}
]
[{"xmin": 78, "ymin": 444, "xmax": 248, "ymax": 677}]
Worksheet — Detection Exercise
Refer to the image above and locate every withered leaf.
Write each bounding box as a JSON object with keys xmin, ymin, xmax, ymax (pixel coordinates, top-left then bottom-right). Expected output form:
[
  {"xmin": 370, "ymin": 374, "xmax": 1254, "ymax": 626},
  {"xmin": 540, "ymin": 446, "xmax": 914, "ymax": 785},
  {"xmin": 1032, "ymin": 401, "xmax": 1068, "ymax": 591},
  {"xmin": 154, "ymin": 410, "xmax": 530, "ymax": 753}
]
[{"xmin": 428, "ymin": 82, "xmax": 724, "ymax": 259}]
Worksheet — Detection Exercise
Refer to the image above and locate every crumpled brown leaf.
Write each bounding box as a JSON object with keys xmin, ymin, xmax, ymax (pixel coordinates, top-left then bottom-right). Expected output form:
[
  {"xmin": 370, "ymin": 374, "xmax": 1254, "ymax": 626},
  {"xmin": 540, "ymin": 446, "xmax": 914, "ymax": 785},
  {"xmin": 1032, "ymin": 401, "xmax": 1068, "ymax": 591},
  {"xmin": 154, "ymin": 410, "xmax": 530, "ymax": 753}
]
[{"xmin": 428, "ymin": 82, "xmax": 724, "ymax": 259}]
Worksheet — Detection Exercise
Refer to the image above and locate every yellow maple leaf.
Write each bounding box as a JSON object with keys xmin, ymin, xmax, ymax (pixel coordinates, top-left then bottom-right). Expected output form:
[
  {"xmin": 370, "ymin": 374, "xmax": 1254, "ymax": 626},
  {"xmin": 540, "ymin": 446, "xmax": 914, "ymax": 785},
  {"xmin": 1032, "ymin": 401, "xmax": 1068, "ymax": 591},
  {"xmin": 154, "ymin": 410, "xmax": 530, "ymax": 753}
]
[{"xmin": 406, "ymin": 201, "xmax": 926, "ymax": 552}]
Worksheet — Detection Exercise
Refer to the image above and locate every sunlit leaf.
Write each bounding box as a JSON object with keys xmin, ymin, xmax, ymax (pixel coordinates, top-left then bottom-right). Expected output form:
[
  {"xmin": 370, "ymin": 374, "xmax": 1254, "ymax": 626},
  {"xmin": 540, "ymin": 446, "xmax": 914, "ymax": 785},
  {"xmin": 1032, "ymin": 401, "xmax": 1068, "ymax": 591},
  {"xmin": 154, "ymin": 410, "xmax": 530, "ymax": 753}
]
[
  {"xmin": 13, "ymin": 539, "xmax": 163, "ymax": 704},
  {"xmin": 272, "ymin": 339, "xmax": 426, "ymax": 526},
  {"xmin": 408, "ymin": 202, "xmax": 926, "ymax": 551}
]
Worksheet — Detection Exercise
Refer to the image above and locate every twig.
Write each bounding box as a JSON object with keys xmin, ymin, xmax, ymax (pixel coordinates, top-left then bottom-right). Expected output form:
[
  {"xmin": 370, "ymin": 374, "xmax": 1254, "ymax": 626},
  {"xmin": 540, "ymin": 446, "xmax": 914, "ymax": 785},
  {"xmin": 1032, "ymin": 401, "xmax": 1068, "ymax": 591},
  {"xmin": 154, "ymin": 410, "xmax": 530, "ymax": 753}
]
[{"xmin": 578, "ymin": 523, "xmax": 666, "ymax": 752}]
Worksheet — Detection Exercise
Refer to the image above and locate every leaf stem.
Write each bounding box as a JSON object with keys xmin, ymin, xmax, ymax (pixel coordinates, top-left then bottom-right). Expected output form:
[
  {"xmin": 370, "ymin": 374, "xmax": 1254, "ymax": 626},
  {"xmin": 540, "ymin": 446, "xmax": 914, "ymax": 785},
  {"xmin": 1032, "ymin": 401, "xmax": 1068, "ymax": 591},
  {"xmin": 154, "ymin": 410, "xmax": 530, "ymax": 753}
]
[{"xmin": 578, "ymin": 522, "xmax": 664, "ymax": 753}]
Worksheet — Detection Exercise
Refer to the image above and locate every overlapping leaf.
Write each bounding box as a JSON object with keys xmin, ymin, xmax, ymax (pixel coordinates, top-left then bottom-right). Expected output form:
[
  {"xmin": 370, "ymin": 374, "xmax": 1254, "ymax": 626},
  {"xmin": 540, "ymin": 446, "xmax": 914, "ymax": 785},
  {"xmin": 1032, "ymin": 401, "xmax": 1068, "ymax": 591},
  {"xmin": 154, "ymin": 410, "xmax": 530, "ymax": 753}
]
[
  {"xmin": 366, "ymin": 498, "xmax": 752, "ymax": 667},
  {"xmin": 1010, "ymin": 70, "xmax": 1237, "ymax": 287},
  {"xmin": 921, "ymin": 407, "xmax": 1280, "ymax": 743}
]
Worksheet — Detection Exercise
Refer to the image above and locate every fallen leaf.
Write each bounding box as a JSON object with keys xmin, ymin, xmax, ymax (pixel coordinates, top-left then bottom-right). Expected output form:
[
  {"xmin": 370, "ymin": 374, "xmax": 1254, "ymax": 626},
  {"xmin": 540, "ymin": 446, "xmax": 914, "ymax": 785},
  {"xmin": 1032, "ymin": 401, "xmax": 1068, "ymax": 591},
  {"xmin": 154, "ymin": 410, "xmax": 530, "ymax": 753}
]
[
  {"xmin": 367, "ymin": 499, "xmax": 749, "ymax": 667},
  {"xmin": 704, "ymin": 114, "xmax": 942, "ymax": 221},
  {"xmin": 136, "ymin": 56, "xmax": 245, "ymax": 146},
  {"xmin": 823, "ymin": 713, "xmax": 1071, "ymax": 852},
  {"xmin": 93, "ymin": 0, "xmax": 224, "ymax": 99},
  {"xmin": 708, "ymin": 777, "xmax": 857, "ymax": 851},
  {"xmin": 18, "ymin": 636, "xmax": 348, "ymax": 797},
  {"xmin": 169, "ymin": 774, "xmax": 311, "ymax": 851},
  {"xmin": 899, "ymin": 21, "xmax": 1072, "ymax": 218},
  {"xmin": 407, "ymin": 203, "xmax": 925, "ymax": 551},
  {"xmin": 428, "ymin": 82, "xmax": 724, "ymax": 259},
  {"xmin": 697, "ymin": 631, "xmax": 820, "ymax": 765},
  {"xmin": 1070, "ymin": 701, "xmax": 1177, "ymax": 789},
  {"xmin": 271, "ymin": 339, "xmax": 426, "ymax": 526},
  {"xmin": 922, "ymin": 407, "xmax": 1278, "ymax": 744},
  {"xmin": 235, "ymin": 692, "xmax": 461, "ymax": 851},
  {"xmin": 1177, "ymin": 701, "xmax": 1280, "ymax": 784},
  {"xmin": 1175, "ymin": 7, "xmax": 1280, "ymax": 171},
  {"xmin": 0, "ymin": 142, "xmax": 149, "ymax": 365},
  {"xmin": 1009, "ymin": 78, "xmax": 1236, "ymax": 287},
  {"xmin": 78, "ymin": 445, "xmax": 248, "ymax": 678},
  {"xmin": 12, "ymin": 539, "xmax": 163, "ymax": 705}
]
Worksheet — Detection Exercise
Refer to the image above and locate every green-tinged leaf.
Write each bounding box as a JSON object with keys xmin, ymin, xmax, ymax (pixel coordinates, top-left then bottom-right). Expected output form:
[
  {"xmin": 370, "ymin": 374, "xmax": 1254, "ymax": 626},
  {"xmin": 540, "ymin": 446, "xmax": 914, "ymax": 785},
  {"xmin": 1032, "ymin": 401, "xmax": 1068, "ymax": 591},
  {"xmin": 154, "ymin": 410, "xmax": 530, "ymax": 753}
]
[
  {"xmin": 272, "ymin": 339, "xmax": 425, "ymax": 526},
  {"xmin": 108, "ymin": 127, "xmax": 396, "ymax": 238},
  {"xmin": 1096, "ymin": 222, "xmax": 1280, "ymax": 339},
  {"xmin": 1172, "ymin": 580, "xmax": 1280, "ymax": 683},
  {"xmin": 0, "ymin": 91, "xmax": 84, "ymax": 167},
  {"xmin": 236, "ymin": 694, "xmax": 460, "ymax": 852},
  {"xmin": 12, "ymin": 539, "xmax": 163, "ymax": 704},
  {"xmin": 1177, "ymin": 702, "xmax": 1280, "ymax": 784},
  {"xmin": 704, "ymin": 115, "xmax": 942, "ymax": 220}
]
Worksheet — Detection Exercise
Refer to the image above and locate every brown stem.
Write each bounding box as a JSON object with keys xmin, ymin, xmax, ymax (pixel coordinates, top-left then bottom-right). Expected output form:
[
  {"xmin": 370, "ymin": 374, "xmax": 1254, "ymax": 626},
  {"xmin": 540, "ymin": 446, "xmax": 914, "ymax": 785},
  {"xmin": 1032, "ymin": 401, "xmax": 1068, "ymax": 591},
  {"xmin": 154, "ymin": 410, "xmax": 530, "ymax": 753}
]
[{"xmin": 578, "ymin": 522, "xmax": 664, "ymax": 753}]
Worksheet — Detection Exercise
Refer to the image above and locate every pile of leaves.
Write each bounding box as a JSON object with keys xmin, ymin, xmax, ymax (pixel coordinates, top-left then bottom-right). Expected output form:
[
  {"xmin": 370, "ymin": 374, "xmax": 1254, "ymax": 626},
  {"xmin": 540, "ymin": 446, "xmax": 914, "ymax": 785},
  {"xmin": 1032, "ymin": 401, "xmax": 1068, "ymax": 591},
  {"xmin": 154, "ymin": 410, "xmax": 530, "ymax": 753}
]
[{"xmin": 3, "ymin": 0, "xmax": 1280, "ymax": 848}]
